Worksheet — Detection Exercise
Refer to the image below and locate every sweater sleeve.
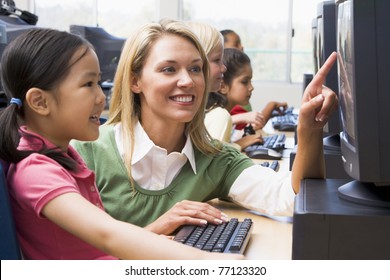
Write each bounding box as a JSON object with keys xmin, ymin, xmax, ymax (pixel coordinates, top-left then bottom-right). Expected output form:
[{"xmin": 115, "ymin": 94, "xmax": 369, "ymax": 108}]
[{"xmin": 205, "ymin": 107, "xmax": 233, "ymax": 143}]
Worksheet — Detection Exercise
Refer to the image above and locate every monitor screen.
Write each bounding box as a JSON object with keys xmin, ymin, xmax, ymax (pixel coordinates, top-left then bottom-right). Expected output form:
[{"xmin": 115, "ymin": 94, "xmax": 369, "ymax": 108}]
[
  {"xmin": 69, "ymin": 25, "xmax": 125, "ymax": 84},
  {"xmin": 316, "ymin": 1, "xmax": 341, "ymax": 149},
  {"xmin": 336, "ymin": 0, "xmax": 390, "ymax": 207}
]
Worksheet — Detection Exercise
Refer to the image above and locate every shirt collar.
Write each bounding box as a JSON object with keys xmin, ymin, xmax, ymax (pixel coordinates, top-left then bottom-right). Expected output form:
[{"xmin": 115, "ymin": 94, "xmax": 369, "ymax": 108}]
[{"xmin": 114, "ymin": 121, "xmax": 197, "ymax": 174}]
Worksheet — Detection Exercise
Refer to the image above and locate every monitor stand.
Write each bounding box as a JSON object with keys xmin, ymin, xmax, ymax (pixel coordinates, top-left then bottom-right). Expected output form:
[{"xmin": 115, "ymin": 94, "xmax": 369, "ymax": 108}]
[
  {"xmin": 323, "ymin": 133, "xmax": 340, "ymax": 151},
  {"xmin": 338, "ymin": 180, "xmax": 390, "ymax": 208},
  {"xmin": 293, "ymin": 178, "xmax": 390, "ymax": 259}
]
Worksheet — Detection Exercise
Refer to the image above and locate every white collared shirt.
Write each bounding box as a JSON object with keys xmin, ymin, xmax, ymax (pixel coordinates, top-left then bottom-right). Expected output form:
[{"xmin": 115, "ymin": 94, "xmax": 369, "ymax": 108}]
[
  {"xmin": 114, "ymin": 122, "xmax": 196, "ymax": 191},
  {"xmin": 114, "ymin": 122, "xmax": 295, "ymax": 216}
]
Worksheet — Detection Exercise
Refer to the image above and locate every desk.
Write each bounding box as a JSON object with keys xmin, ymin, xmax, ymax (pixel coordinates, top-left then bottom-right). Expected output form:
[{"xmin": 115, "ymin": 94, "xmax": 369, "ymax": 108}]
[{"xmin": 209, "ymin": 199, "xmax": 293, "ymax": 259}]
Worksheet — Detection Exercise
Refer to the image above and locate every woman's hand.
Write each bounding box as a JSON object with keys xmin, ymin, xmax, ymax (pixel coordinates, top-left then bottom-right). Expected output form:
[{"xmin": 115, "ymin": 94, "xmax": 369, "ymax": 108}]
[
  {"xmin": 144, "ymin": 200, "xmax": 229, "ymax": 235},
  {"xmin": 299, "ymin": 52, "xmax": 338, "ymax": 131}
]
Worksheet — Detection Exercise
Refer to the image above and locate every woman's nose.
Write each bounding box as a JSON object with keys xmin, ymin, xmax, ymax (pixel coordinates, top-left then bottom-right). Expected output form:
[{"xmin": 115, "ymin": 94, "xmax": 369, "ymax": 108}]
[{"xmin": 177, "ymin": 71, "xmax": 195, "ymax": 87}]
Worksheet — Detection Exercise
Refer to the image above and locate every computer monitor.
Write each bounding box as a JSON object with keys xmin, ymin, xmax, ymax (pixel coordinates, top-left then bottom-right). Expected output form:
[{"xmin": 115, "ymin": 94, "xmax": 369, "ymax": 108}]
[
  {"xmin": 69, "ymin": 25, "xmax": 125, "ymax": 84},
  {"xmin": 311, "ymin": 18, "xmax": 318, "ymax": 74},
  {"xmin": 316, "ymin": 1, "xmax": 341, "ymax": 150},
  {"xmin": 336, "ymin": 0, "xmax": 390, "ymax": 207},
  {"xmin": 0, "ymin": 15, "xmax": 37, "ymax": 108}
]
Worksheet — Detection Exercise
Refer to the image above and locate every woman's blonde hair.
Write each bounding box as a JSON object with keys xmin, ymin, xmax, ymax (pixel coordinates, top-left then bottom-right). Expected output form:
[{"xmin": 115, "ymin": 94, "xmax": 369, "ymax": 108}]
[{"xmin": 107, "ymin": 21, "xmax": 221, "ymax": 181}]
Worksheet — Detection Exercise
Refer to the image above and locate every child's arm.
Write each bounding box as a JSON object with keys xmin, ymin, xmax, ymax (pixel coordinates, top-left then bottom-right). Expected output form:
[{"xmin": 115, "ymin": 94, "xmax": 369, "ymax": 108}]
[
  {"xmin": 260, "ymin": 101, "xmax": 288, "ymax": 123},
  {"xmin": 291, "ymin": 52, "xmax": 338, "ymax": 194},
  {"xmin": 42, "ymin": 193, "xmax": 244, "ymax": 260},
  {"xmin": 231, "ymin": 111, "xmax": 265, "ymax": 130}
]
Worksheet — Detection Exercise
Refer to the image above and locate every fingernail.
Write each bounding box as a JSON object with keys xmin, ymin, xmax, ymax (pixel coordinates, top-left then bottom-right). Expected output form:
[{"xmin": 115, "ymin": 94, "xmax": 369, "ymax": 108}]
[
  {"xmin": 200, "ymin": 219, "xmax": 207, "ymax": 225},
  {"xmin": 316, "ymin": 115, "xmax": 327, "ymax": 122},
  {"xmin": 214, "ymin": 218, "xmax": 223, "ymax": 224},
  {"xmin": 316, "ymin": 94, "xmax": 324, "ymax": 102},
  {"xmin": 221, "ymin": 213, "xmax": 228, "ymax": 222}
]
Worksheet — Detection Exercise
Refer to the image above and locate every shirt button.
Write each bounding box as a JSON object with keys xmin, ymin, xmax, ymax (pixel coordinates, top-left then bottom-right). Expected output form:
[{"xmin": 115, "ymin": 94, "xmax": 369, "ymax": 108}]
[{"xmin": 90, "ymin": 186, "xmax": 95, "ymax": 192}]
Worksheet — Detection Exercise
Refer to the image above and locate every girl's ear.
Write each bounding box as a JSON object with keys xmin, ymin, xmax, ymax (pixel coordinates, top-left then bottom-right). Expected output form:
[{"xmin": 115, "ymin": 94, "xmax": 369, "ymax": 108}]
[
  {"xmin": 25, "ymin": 88, "xmax": 50, "ymax": 115},
  {"xmin": 219, "ymin": 80, "xmax": 229, "ymax": 95},
  {"xmin": 130, "ymin": 75, "xmax": 141, "ymax": 94}
]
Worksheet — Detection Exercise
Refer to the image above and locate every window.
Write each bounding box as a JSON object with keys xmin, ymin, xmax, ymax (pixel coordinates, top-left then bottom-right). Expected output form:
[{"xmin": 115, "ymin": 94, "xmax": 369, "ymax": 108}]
[
  {"xmin": 181, "ymin": 0, "xmax": 322, "ymax": 83},
  {"xmin": 34, "ymin": 0, "xmax": 155, "ymax": 38},
  {"xmin": 31, "ymin": 0, "xmax": 322, "ymax": 83}
]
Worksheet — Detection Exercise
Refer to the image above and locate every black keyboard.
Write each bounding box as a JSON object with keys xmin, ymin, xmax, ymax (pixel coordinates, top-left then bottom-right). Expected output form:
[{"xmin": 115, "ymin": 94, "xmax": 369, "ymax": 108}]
[
  {"xmin": 244, "ymin": 134, "xmax": 286, "ymax": 152},
  {"xmin": 260, "ymin": 160, "xmax": 280, "ymax": 171},
  {"xmin": 271, "ymin": 106, "xmax": 295, "ymax": 117},
  {"xmin": 173, "ymin": 218, "xmax": 253, "ymax": 254},
  {"xmin": 272, "ymin": 114, "xmax": 298, "ymax": 131}
]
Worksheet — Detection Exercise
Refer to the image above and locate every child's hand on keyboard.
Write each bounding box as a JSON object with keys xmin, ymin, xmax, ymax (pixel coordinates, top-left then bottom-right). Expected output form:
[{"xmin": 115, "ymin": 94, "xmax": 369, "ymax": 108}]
[
  {"xmin": 235, "ymin": 133, "xmax": 263, "ymax": 150},
  {"xmin": 144, "ymin": 200, "xmax": 229, "ymax": 235}
]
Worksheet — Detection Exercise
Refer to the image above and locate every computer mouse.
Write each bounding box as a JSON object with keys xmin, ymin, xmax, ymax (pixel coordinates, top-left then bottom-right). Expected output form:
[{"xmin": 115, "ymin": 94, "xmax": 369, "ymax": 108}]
[
  {"xmin": 278, "ymin": 123, "xmax": 296, "ymax": 132},
  {"xmin": 247, "ymin": 147, "xmax": 282, "ymax": 160}
]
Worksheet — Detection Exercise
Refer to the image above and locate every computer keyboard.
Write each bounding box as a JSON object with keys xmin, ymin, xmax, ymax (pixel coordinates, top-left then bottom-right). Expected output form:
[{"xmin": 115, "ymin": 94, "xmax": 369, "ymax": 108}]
[
  {"xmin": 260, "ymin": 160, "xmax": 280, "ymax": 171},
  {"xmin": 245, "ymin": 134, "xmax": 286, "ymax": 152},
  {"xmin": 271, "ymin": 106, "xmax": 295, "ymax": 117},
  {"xmin": 272, "ymin": 114, "xmax": 298, "ymax": 131},
  {"xmin": 173, "ymin": 218, "xmax": 253, "ymax": 254}
]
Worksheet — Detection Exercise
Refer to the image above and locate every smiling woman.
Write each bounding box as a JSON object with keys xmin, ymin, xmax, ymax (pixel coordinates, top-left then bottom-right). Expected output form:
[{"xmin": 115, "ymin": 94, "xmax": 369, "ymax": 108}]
[{"xmin": 131, "ymin": 33, "xmax": 205, "ymax": 128}]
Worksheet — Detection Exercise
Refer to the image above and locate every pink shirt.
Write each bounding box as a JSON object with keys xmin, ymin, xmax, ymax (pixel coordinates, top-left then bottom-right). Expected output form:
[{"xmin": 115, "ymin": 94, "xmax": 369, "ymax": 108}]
[{"xmin": 7, "ymin": 127, "xmax": 116, "ymax": 259}]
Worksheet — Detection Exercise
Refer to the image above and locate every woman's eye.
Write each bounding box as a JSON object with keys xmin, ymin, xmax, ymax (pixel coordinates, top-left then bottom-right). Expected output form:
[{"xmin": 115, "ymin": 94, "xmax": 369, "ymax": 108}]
[
  {"xmin": 190, "ymin": 66, "xmax": 202, "ymax": 73},
  {"xmin": 162, "ymin": 67, "xmax": 175, "ymax": 73}
]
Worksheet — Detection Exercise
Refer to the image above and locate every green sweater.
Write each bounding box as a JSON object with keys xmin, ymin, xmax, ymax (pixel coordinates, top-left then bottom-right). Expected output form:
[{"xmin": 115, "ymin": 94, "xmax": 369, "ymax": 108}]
[{"xmin": 72, "ymin": 125, "xmax": 253, "ymax": 227}]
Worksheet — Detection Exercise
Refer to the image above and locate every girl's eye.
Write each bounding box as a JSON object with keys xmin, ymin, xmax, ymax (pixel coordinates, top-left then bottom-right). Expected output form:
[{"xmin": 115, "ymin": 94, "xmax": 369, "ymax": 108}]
[
  {"xmin": 85, "ymin": 81, "xmax": 94, "ymax": 87},
  {"xmin": 242, "ymin": 79, "xmax": 252, "ymax": 86}
]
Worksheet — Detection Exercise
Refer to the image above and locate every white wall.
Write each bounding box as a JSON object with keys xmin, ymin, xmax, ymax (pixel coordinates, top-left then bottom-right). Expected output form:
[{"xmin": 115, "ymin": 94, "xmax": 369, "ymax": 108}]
[
  {"xmin": 15, "ymin": 0, "xmax": 30, "ymax": 10},
  {"xmin": 250, "ymin": 82, "xmax": 303, "ymax": 112}
]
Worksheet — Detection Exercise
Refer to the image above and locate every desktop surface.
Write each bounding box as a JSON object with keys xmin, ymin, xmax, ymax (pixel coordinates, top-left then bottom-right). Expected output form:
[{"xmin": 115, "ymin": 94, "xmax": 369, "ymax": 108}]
[
  {"xmin": 293, "ymin": 178, "xmax": 390, "ymax": 259},
  {"xmin": 209, "ymin": 199, "xmax": 292, "ymax": 259}
]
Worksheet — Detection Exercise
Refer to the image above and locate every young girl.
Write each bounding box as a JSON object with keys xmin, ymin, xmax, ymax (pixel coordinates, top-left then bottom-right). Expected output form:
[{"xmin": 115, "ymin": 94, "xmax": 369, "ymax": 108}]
[
  {"xmin": 185, "ymin": 21, "xmax": 263, "ymax": 150},
  {"xmin": 214, "ymin": 48, "xmax": 288, "ymax": 143},
  {"xmin": 72, "ymin": 21, "xmax": 338, "ymax": 236},
  {"xmin": 0, "ymin": 28, "xmax": 242, "ymax": 260}
]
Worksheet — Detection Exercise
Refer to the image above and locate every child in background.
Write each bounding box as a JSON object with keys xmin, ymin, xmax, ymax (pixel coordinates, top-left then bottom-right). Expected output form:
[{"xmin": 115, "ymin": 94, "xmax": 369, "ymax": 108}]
[
  {"xmin": 220, "ymin": 48, "xmax": 288, "ymax": 135},
  {"xmin": 205, "ymin": 47, "xmax": 264, "ymax": 150},
  {"xmin": 220, "ymin": 29, "xmax": 288, "ymax": 130},
  {"xmin": 0, "ymin": 28, "xmax": 242, "ymax": 260},
  {"xmin": 220, "ymin": 29, "xmax": 244, "ymax": 51}
]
